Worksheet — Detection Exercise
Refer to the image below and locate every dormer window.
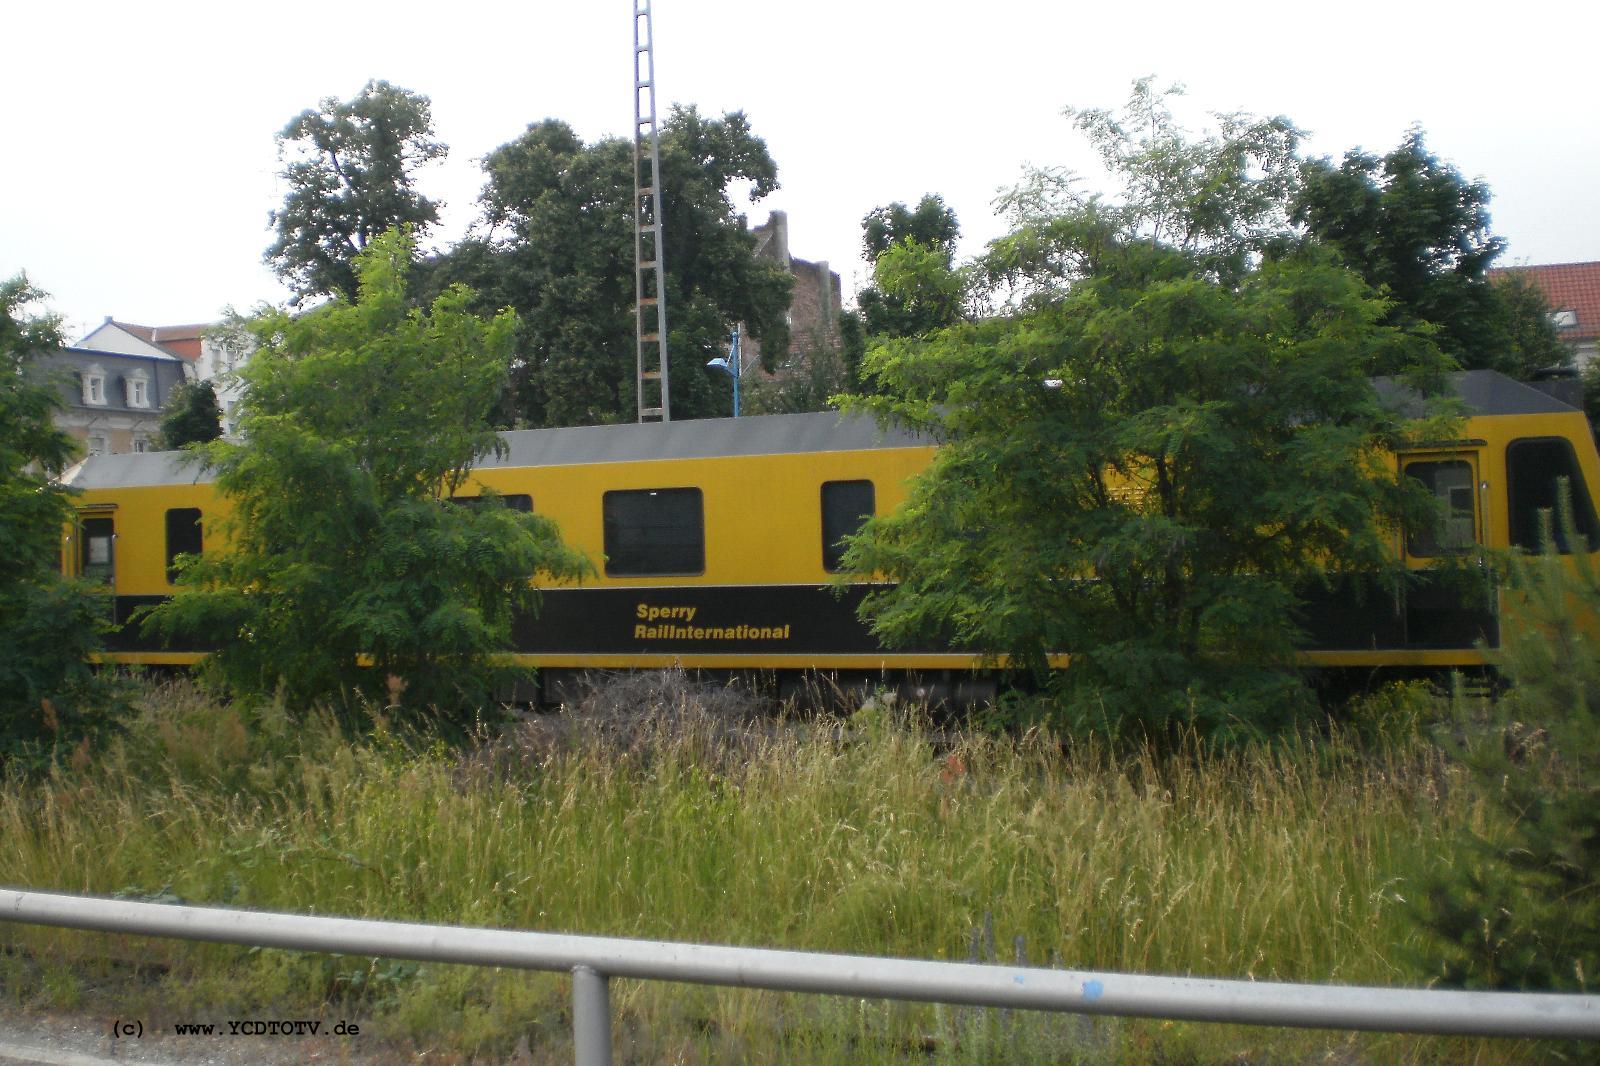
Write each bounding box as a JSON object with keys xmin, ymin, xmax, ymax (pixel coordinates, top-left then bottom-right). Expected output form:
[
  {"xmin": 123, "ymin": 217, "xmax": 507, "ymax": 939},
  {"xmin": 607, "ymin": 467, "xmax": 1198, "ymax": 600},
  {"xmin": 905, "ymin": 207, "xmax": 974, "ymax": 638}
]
[
  {"xmin": 82, "ymin": 365, "xmax": 107, "ymax": 405},
  {"xmin": 126, "ymin": 369, "xmax": 151, "ymax": 409}
]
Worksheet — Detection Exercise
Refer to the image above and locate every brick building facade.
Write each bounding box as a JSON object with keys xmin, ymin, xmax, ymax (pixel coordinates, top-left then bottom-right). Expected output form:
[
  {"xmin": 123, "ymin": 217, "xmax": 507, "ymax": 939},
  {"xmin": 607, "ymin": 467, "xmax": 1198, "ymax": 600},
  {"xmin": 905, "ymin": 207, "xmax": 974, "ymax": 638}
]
[{"xmin": 739, "ymin": 210, "xmax": 842, "ymax": 377}]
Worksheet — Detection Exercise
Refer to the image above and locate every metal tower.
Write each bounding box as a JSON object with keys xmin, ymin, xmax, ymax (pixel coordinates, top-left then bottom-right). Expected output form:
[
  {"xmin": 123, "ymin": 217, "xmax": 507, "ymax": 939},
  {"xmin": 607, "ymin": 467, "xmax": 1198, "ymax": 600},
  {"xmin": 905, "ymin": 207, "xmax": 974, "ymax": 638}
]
[{"xmin": 632, "ymin": 0, "xmax": 669, "ymax": 421}]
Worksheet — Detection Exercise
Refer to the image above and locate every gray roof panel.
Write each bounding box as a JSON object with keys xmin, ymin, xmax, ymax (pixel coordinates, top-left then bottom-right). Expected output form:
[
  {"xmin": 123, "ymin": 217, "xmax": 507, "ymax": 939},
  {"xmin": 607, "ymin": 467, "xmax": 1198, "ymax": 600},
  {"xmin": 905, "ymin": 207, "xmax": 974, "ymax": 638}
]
[
  {"xmin": 61, "ymin": 412, "xmax": 926, "ymax": 490},
  {"xmin": 481, "ymin": 411, "xmax": 926, "ymax": 470},
  {"xmin": 1374, "ymin": 369, "xmax": 1581, "ymax": 417},
  {"xmin": 59, "ymin": 450, "xmax": 214, "ymax": 489}
]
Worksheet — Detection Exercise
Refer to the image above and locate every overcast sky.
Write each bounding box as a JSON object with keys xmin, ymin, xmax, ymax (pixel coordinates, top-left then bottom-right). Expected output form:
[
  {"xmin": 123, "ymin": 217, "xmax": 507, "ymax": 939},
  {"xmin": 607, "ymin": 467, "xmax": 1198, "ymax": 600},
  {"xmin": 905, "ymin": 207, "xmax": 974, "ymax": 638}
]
[{"xmin": 4, "ymin": 0, "xmax": 1596, "ymax": 342}]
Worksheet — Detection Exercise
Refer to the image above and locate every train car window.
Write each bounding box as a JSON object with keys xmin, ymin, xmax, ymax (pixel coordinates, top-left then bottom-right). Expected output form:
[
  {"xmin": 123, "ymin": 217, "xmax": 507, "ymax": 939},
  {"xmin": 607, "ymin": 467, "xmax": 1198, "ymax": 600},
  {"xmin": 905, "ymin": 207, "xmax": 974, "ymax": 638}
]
[
  {"xmin": 165, "ymin": 508, "xmax": 203, "ymax": 584},
  {"xmin": 449, "ymin": 493, "xmax": 532, "ymax": 513},
  {"xmin": 603, "ymin": 488, "xmax": 704, "ymax": 576},
  {"xmin": 81, "ymin": 517, "xmax": 115, "ymax": 586},
  {"xmin": 822, "ymin": 480, "xmax": 875, "ymax": 572},
  {"xmin": 1507, "ymin": 437, "xmax": 1600, "ymax": 553},
  {"xmin": 1404, "ymin": 461, "xmax": 1475, "ymax": 556}
]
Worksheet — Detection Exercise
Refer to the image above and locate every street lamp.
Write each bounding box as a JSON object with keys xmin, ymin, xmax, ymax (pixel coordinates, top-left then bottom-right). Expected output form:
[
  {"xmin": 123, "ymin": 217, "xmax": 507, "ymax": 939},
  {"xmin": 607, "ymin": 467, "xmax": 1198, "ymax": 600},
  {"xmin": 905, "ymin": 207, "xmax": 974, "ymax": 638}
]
[{"xmin": 706, "ymin": 325, "xmax": 741, "ymax": 417}]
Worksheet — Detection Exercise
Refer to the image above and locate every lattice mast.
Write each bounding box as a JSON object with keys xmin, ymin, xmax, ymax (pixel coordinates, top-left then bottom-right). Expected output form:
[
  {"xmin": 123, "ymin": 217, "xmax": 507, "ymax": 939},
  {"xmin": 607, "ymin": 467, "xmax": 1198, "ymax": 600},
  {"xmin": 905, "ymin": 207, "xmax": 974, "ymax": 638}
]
[{"xmin": 632, "ymin": 0, "xmax": 669, "ymax": 421}]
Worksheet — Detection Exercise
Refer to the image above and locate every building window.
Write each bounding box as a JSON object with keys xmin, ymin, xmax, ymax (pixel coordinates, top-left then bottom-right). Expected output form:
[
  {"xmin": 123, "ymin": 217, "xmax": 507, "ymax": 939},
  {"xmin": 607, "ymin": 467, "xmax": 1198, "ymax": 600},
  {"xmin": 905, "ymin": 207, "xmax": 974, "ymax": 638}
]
[
  {"xmin": 165, "ymin": 508, "xmax": 203, "ymax": 584},
  {"xmin": 603, "ymin": 488, "xmax": 704, "ymax": 576},
  {"xmin": 132, "ymin": 434, "xmax": 150, "ymax": 453},
  {"xmin": 127, "ymin": 371, "xmax": 150, "ymax": 408},
  {"xmin": 822, "ymin": 480, "xmax": 875, "ymax": 572},
  {"xmin": 82, "ymin": 365, "xmax": 106, "ymax": 405},
  {"xmin": 1507, "ymin": 437, "xmax": 1600, "ymax": 553},
  {"xmin": 86, "ymin": 435, "xmax": 108, "ymax": 456}
]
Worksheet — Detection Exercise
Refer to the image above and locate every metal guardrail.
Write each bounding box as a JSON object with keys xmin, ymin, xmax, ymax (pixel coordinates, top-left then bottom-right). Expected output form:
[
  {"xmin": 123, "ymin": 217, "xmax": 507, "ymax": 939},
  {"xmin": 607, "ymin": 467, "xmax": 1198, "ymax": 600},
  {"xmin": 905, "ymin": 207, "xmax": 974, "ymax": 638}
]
[{"xmin": 4, "ymin": 889, "xmax": 1598, "ymax": 1064}]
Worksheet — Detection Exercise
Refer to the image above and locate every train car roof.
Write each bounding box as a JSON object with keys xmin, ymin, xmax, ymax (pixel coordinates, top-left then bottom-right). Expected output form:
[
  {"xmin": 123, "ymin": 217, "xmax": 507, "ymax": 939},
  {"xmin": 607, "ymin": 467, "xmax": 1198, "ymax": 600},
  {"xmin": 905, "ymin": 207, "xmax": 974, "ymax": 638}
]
[
  {"xmin": 1375, "ymin": 368, "xmax": 1581, "ymax": 417},
  {"xmin": 58, "ymin": 410, "xmax": 929, "ymax": 490},
  {"xmin": 57, "ymin": 370, "xmax": 1574, "ymax": 492},
  {"xmin": 480, "ymin": 410, "xmax": 927, "ymax": 470}
]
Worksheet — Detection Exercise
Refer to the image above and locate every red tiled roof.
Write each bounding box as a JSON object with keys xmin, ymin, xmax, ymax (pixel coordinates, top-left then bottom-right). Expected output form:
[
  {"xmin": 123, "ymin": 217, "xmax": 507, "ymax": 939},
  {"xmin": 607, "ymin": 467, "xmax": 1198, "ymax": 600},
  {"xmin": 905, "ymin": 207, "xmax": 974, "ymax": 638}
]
[
  {"xmin": 112, "ymin": 320, "xmax": 208, "ymax": 361},
  {"xmin": 1489, "ymin": 261, "xmax": 1600, "ymax": 343}
]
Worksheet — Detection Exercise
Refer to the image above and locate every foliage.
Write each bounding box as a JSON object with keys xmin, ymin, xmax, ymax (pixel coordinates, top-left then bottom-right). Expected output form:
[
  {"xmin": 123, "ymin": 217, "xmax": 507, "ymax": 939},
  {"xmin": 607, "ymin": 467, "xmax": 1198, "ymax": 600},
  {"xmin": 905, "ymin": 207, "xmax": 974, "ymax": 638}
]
[
  {"xmin": 4, "ymin": 675, "xmax": 1482, "ymax": 1062},
  {"xmin": 158, "ymin": 379, "xmax": 223, "ymax": 449},
  {"xmin": 0, "ymin": 275, "xmax": 111, "ymax": 757},
  {"xmin": 1488, "ymin": 270, "xmax": 1568, "ymax": 377},
  {"xmin": 854, "ymin": 194, "xmax": 967, "ymax": 344},
  {"xmin": 419, "ymin": 106, "xmax": 793, "ymax": 427},
  {"xmin": 1417, "ymin": 505, "xmax": 1600, "ymax": 990},
  {"xmin": 1295, "ymin": 129, "xmax": 1562, "ymax": 379},
  {"xmin": 862, "ymin": 194, "xmax": 962, "ymax": 263},
  {"xmin": 1584, "ymin": 362, "xmax": 1600, "ymax": 438},
  {"xmin": 842, "ymin": 82, "xmax": 1449, "ymax": 739},
  {"xmin": 265, "ymin": 80, "xmax": 447, "ymax": 305},
  {"xmin": 144, "ymin": 232, "xmax": 590, "ymax": 718},
  {"xmin": 741, "ymin": 326, "xmax": 852, "ymax": 415}
]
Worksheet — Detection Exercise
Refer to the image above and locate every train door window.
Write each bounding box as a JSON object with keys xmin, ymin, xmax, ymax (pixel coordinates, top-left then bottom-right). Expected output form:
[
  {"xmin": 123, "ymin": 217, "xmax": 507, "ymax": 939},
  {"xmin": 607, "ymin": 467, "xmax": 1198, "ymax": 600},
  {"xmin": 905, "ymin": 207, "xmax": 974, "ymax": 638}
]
[
  {"xmin": 1404, "ymin": 460, "xmax": 1476, "ymax": 556},
  {"xmin": 449, "ymin": 493, "xmax": 532, "ymax": 513},
  {"xmin": 821, "ymin": 480, "xmax": 875, "ymax": 572},
  {"xmin": 603, "ymin": 488, "xmax": 704, "ymax": 576},
  {"xmin": 81, "ymin": 517, "xmax": 115, "ymax": 586},
  {"xmin": 165, "ymin": 508, "xmax": 203, "ymax": 584},
  {"xmin": 1507, "ymin": 437, "xmax": 1600, "ymax": 553}
]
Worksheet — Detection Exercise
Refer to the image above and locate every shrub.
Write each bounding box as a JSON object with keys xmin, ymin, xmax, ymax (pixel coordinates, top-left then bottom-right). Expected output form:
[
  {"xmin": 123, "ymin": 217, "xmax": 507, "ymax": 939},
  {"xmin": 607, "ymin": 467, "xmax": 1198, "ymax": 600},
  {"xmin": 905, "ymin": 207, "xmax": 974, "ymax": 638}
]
[{"xmin": 1416, "ymin": 503, "xmax": 1600, "ymax": 990}]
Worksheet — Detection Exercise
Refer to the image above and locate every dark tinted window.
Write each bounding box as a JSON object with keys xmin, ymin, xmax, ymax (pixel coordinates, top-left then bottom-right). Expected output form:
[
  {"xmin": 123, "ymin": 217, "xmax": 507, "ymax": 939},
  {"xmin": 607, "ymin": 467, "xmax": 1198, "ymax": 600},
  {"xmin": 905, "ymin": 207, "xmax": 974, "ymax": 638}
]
[
  {"xmin": 81, "ymin": 516, "xmax": 115, "ymax": 586},
  {"xmin": 1507, "ymin": 437, "xmax": 1600, "ymax": 553},
  {"xmin": 165, "ymin": 508, "xmax": 203, "ymax": 584},
  {"xmin": 1404, "ymin": 461, "xmax": 1475, "ymax": 557},
  {"xmin": 603, "ymin": 488, "xmax": 704, "ymax": 576},
  {"xmin": 822, "ymin": 480, "xmax": 875, "ymax": 572},
  {"xmin": 449, "ymin": 493, "xmax": 532, "ymax": 513}
]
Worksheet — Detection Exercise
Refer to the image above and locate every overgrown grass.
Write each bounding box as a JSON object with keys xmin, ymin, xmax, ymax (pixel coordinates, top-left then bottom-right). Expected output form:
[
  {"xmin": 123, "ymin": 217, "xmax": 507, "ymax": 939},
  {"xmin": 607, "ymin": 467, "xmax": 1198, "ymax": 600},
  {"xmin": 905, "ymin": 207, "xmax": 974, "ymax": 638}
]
[{"xmin": 0, "ymin": 676, "xmax": 1555, "ymax": 1062}]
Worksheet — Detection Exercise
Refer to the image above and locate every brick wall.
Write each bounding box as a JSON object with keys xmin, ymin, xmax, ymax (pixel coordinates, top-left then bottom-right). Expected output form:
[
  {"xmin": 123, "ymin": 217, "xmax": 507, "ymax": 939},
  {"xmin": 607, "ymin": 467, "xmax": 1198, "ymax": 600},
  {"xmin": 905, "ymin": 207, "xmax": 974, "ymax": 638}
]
[{"xmin": 743, "ymin": 210, "xmax": 841, "ymax": 375}]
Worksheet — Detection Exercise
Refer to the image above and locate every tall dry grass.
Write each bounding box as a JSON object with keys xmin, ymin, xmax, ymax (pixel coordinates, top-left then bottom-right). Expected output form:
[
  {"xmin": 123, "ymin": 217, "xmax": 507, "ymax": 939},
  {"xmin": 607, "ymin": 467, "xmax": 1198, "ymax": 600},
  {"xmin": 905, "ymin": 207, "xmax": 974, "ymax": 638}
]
[{"xmin": 0, "ymin": 675, "xmax": 1535, "ymax": 1063}]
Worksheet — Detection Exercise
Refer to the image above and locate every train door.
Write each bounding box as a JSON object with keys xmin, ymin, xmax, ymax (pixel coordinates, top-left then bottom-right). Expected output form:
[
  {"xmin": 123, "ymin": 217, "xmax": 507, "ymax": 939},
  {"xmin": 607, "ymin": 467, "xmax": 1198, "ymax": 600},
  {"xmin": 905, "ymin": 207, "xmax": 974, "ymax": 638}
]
[
  {"xmin": 1400, "ymin": 451, "xmax": 1498, "ymax": 648},
  {"xmin": 79, "ymin": 514, "xmax": 116, "ymax": 588}
]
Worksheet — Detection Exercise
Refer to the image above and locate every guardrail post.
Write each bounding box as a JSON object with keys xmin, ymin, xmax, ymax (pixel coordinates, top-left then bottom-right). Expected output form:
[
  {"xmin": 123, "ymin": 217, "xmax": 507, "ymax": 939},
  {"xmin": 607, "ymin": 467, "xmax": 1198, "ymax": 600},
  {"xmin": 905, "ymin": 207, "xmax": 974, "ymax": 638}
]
[{"xmin": 572, "ymin": 965, "xmax": 613, "ymax": 1066}]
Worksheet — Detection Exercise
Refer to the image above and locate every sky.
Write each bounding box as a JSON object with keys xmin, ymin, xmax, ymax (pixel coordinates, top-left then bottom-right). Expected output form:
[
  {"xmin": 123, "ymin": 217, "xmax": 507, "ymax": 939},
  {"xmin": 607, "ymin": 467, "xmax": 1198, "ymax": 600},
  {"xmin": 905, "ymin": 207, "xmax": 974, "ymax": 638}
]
[{"xmin": 4, "ymin": 0, "xmax": 1597, "ymax": 343}]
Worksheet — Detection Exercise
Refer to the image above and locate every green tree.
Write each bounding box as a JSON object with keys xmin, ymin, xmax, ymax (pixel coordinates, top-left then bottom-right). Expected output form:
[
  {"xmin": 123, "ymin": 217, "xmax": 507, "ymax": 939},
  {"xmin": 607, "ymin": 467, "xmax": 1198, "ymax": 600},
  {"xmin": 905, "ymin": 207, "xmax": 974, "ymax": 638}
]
[
  {"xmin": 852, "ymin": 194, "xmax": 966, "ymax": 346},
  {"xmin": 741, "ymin": 331, "xmax": 850, "ymax": 415},
  {"xmin": 842, "ymin": 82, "xmax": 1448, "ymax": 738},
  {"xmin": 420, "ymin": 107, "xmax": 793, "ymax": 426},
  {"xmin": 0, "ymin": 275, "xmax": 108, "ymax": 755},
  {"xmin": 147, "ymin": 232, "xmax": 590, "ymax": 717},
  {"xmin": 862, "ymin": 194, "xmax": 961, "ymax": 261},
  {"xmin": 1488, "ymin": 270, "xmax": 1567, "ymax": 377},
  {"xmin": 1295, "ymin": 129, "xmax": 1560, "ymax": 378},
  {"xmin": 158, "ymin": 379, "xmax": 223, "ymax": 449},
  {"xmin": 266, "ymin": 80, "xmax": 447, "ymax": 305},
  {"xmin": 1418, "ymin": 504, "xmax": 1600, "ymax": 990}
]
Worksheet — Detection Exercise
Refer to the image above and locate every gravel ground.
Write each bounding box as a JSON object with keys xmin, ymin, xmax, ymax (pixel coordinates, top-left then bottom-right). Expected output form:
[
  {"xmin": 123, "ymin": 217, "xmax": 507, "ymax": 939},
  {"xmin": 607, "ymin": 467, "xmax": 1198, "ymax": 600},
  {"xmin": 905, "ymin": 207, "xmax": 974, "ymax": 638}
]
[{"xmin": 0, "ymin": 1006, "xmax": 464, "ymax": 1066}]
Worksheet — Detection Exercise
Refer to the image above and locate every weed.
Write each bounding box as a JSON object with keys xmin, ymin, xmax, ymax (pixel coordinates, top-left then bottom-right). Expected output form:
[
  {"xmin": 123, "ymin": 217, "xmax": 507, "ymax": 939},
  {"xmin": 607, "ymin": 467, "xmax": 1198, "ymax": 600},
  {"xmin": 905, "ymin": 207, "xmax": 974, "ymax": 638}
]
[{"xmin": 0, "ymin": 673, "xmax": 1546, "ymax": 1062}]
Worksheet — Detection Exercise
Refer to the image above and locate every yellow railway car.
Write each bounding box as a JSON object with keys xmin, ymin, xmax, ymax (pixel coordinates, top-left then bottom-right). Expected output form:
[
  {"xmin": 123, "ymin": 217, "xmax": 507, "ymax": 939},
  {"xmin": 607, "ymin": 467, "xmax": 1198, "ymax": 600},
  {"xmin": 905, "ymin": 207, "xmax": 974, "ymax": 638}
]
[{"xmin": 55, "ymin": 369, "xmax": 1600, "ymax": 699}]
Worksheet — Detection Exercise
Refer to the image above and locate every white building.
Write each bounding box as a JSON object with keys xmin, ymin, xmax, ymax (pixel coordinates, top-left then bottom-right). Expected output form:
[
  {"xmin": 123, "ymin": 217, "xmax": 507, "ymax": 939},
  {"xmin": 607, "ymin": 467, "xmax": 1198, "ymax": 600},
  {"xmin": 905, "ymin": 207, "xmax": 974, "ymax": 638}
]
[{"xmin": 77, "ymin": 319, "xmax": 250, "ymax": 438}]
